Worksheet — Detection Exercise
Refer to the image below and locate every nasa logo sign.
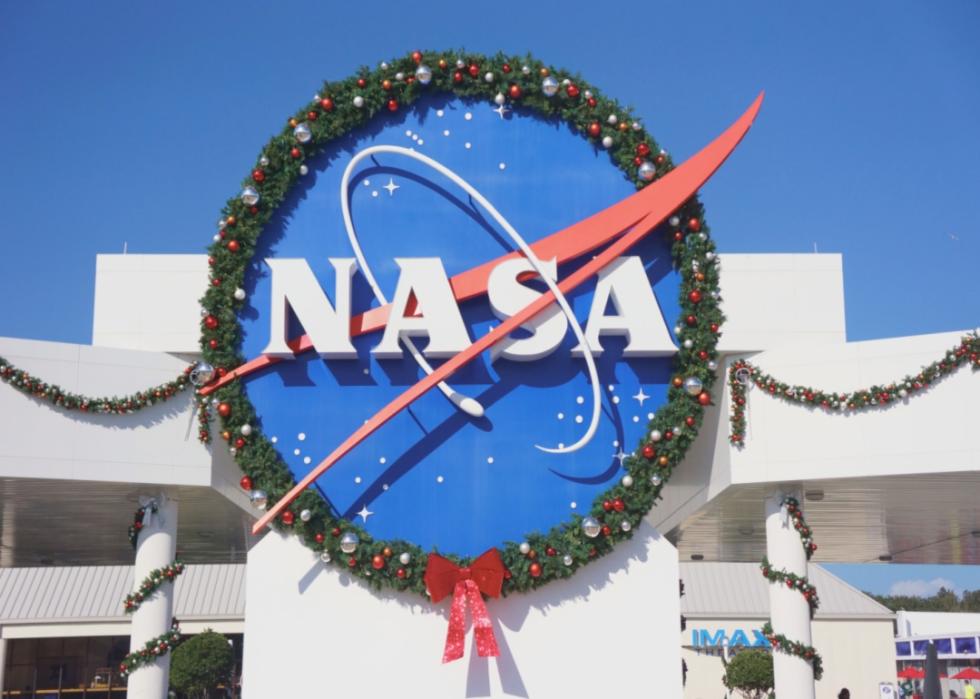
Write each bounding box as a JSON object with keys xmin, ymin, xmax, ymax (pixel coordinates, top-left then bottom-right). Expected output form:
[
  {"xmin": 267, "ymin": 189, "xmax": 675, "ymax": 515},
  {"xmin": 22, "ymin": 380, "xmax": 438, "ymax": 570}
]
[{"xmin": 198, "ymin": 50, "xmax": 760, "ymax": 594}]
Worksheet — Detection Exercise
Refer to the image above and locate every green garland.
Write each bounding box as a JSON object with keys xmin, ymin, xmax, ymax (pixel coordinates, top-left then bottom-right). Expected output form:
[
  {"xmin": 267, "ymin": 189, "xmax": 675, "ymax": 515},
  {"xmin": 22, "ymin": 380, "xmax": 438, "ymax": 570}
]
[
  {"xmin": 118, "ymin": 618, "xmax": 181, "ymax": 677},
  {"xmin": 729, "ymin": 332, "xmax": 980, "ymax": 445},
  {"xmin": 198, "ymin": 49, "xmax": 723, "ymax": 595},
  {"xmin": 0, "ymin": 355, "xmax": 194, "ymax": 415},
  {"xmin": 127, "ymin": 502, "xmax": 158, "ymax": 549},
  {"xmin": 760, "ymin": 556, "xmax": 819, "ymax": 617},
  {"xmin": 124, "ymin": 560, "xmax": 185, "ymax": 613},
  {"xmin": 761, "ymin": 622, "xmax": 823, "ymax": 681},
  {"xmin": 760, "ymin": 496, "xmax": 823, "ymax": 681}
]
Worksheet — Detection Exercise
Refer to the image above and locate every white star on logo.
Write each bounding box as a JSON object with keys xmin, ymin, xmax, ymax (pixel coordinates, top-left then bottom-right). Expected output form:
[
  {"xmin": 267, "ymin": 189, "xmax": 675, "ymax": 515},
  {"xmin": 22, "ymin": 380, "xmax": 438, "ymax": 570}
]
[
  {"xmin": 356, "ymin": 505, "xmax": 374, "ymax": 522},
  {"xmin": 613, "ymin": 449, "xmax": 628, "ymax": 465},
  {"xmin": 633, "ymin": 388, "xmax": 650, "ymax": 406},
  {"xmin": 493, "ymin": 104, "xmax": 510, "ymax": 120},
  {"xmin": 383, "ymin": 178, "xmax": 400, "ymax": 196}
]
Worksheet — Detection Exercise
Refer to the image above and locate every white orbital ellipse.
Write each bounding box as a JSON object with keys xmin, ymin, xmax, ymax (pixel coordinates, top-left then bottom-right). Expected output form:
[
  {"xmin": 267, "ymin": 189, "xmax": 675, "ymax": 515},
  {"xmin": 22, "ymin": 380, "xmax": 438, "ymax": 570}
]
[{"xmin": 339, "ymin": 144, "xmax": 602, "ymax": 454}]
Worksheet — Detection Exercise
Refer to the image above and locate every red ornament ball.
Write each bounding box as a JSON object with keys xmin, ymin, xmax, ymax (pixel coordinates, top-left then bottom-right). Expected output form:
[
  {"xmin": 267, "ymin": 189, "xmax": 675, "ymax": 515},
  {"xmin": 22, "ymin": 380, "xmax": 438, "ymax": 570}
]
[
  {"xmin": 234, "ymin": 437, "xmax": 245, "ymax": 449},
  {"xmin": 396, "ymin": 567, "xmax": 407, "ymax": 579},
  {"xmin": 204, "ymin": 315, "xmax": 218, "ymax": 329},
  {"xmin": 387, "ymin": 99, "xmax": 399, "ymax": 112},
  {"xmin": 613, "ymin": 498, "xmax": 625, "ymax": 512},
  {"xmin": 381, "ymin": 79, "xmax": 392, "ymax": 91},
  {"xmin": 685, "ymin": 416, "xmax": 696, "ymax": 427},
  {"xmin": 468, "ymin": 64, "xmax": 479, "ymax": 78},
  {"xmin": 290, "ymin": 147, "xmax": 301, "ymax": 159},
  {"xmin": 685, "ymin": 315, "xmax": 697, "ymax": 327},
  {"xmin": 688, "ymin": 290, "xmax": 703, "ymax": 304},
  {"xmin": 356, "ymin": 78, "xmax": 366, "ymax": 88},
  {"xmin": 227, "ymin": 240, "xmax": 240, "ymax": 253},
  {"xmin": 239, "ymin": 475, "xmax": 252, "ymax": 491},
  {"xmin": 697, "ymin": 391, "xmax": 711, "ymax": 406},
  {"xmin": 453, "ymin": 71, "xmax": 463, "ymax": 84},
  {"xmin": 331, "ymin": 527, "xmax": 341, "ymax": 537},
  {"xmin": 251, "ymin": 169, "xmax": 265, "ymax": 183},
  {"xmin": 314, "ymin": 532, "xmax": 325, "ymax": 544},
  {"xmin": 208, "ymin": 339, "xmax": 218, "ymax": 349},
  {"xmin": 636, "ymin": 143, "xmax": 651, "ymax": 157},
  {"xmin": 587, "ymin": 122, "xmax": 602, "ymax": 138},
  {"xmin": 281, "ymin": 511, "xmax": 295, "ymax": 526},
  {"xmin": 438, "ymin": 58, "xmax": 448, "ymax": 70},
  {"xmin": 411, "ymin": 50, "xmax": 423, "ymax": 65},
  {"xmin": 529, "ymin": 562, "xmax": 542, "ymax": 578},
  {"xmin": 217, "ymin": 402, "xmax": 231, "ymax": 417},
  {"xmin": 566, "ymin": 84, "xmax": 580, "ymax": 98},
  {"xmin": 710, "ymin": 322, "xmax": 720, "ymax": 333},
  {"xmin": 307, "ymin": 111, "xmax": 317, "ymax": 121},
  {"xmin": 687, "ymin": 217, "xmax": 701, "ymax": 232},
  {"xmin": 372, "ymin": 554, "xmax": 385, "ymax": 570},
  {"xmin": 546, "ymin": 546, "xmax": 556, "ymax": 557},
  {"xmin": 586, "ymin": 96, "xmax": 597, "ymax": 107},
  {"xmin": 320, "ymin": 97, "xmax": 334, "ymax": 111},
  {"xmin": 642, "ymin": 444, "xmax": 656, "ymax": 459},
  {"xmin": 508, "ymin": 84, "xmax": 522, "ymax": 99},
  {"xmin": 348, "ymin": 557, "xmax": 357, "ymax": 568},
  {"xmin": 602, "ymin": 500, "xmax": 613, "ymax": 512},
  {"xmin": 502, "ymin": 63, "xmax": 511, "ymax": 73},
  {"xmin": 601, "ymin": 525, "xmax": 612, "ymax": 537}
]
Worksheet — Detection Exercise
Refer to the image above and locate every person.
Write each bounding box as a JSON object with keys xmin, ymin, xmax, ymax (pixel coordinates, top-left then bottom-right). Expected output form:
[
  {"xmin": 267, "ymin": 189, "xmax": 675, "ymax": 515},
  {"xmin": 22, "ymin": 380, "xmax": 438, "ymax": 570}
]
[
  {"xmin": 838, "ymin": 689, "xmax": 850, "ymax": 699},
  {"xmin": 965, "ymin": 682, "xmax": 975, "ymax": 699}
]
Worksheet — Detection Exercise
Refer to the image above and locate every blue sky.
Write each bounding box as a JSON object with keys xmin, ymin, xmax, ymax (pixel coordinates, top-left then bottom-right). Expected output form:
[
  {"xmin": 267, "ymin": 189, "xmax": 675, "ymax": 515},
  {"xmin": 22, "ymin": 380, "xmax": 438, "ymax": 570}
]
[{"xmin": 1, "ymin": 1, "xmax": 978, "ymax": 595}]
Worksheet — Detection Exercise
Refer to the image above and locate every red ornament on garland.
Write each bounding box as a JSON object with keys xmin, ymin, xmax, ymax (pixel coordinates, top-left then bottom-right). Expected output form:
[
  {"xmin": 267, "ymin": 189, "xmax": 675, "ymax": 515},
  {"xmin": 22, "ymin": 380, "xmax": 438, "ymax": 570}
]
[
  {"xmin": 468, "ymin": 64, "xmax": 479, "ymax": 78},
  {"xmin": 612, "ymin": 498, "xmax": 625, "ymax": 512},
  {"xmin": 290, "ymin": 147, "xmax": 301, "ymax": 159},
  {"xmin": 453, "ymin": 71, "xmax": 463, "ymax": 84},
  {"xmin": 208, "ymin": 339, "xmax": 218, "ymax": 349},
  {"xmin": 217, "ymin": 402, "xmax": 231, "ymax": 417},
  {"xmin": 396, "ymin": 567, "xmax": 407, "ymax": 579},
  {"xmin": 240, "ymin": 475, "xmax": 252, "ymax": 491},
  {"xmin": 348, "ymin": 557, "xmax": 357, "ymax": 568},
  {"xmin": 306, "ymin": 111, "xmax": 317, "ymax": 121},
  {"xmin": 529, "ymin": 562, "xmax": 542, "ymax": 578},
  {"xmin": 387, "ymin": 99, "xmax": 399, "ymax": 112},
  {"xmin": 642, "ymin": 444, "xmax": 656, "ymax": 459},
  {"xmin": 314, "ymin": 532, "xmax": 325, "ymax": 544},
  {"xmin": 234, "ymin": 437, "xmax": 245, "ymax": 449},
  {"xmin": 587, "ymin": 122, "xmax": 602, "ymax": 138},
  {"xmin": 372, "ymin": 554, "xmax": 385, "ymax": 570},
  {"xmin": 697, "ymin": 391, "xmax": 711, "ymax": 406},
  {"xmin": 251, "ymin": 169, "xmax": 265, "ymax": 183},
  {"xmin": 281, "ymin": 510, "xmax": 295, "ymax": 526},
  {"xmin": 685, "ymin": 314, "xmax": 697, "ymax": 327},
  {"xmin": 566, "ymin": 84, "xmax": 580, "ymax": 98},
  {"xmin": 411, "ymin": 50, "xmax": 423, "ymax": 64},
  {"xmin": 204, "ymin": 315, "xmax": 218, "ymax": 329},
  {"xmin": 508, "ymin": 84, "xmax": 522, "ymax": 99},
  {"xmin": 688, "ymin": 289, "xmax": 703, "ymax": 304},
  {"xmin": 636, "ymin": 143, "xmax": 651, "ymax": 157},
  {"xmin": 356, "ymin": 78, "xmax": 366, "ymax": 88},
  {"xmin": 320, "ymin": 97, "xmax": 334, "ymax": 111},
  {"xmin": 227, "ymin": 240, "xmax": 240, "ymax": 253},
  {"xmin": 687, "ymin": 217, "xmax": 702, "ymax": 232}
]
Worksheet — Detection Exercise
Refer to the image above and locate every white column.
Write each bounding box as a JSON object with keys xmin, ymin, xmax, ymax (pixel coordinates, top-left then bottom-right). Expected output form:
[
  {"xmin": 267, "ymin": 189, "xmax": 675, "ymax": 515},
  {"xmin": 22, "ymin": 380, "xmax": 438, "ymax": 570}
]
[
  {"xmin": 0, "ymin": 633, "xmax": 6, "ymax": 694},
  {"xmin": 765, "ymin": 490, "xmax": 815, "ymax": 699},
  {"xmin": 127, "ymin": 494, "xmax": 178, "ymax": 699}
]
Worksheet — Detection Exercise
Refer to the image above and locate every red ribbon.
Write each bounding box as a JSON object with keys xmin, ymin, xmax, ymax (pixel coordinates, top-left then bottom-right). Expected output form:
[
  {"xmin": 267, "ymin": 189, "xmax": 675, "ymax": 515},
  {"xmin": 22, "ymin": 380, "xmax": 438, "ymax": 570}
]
[{"xmin": 424, "ymin": 548, "xmax": 505, "ymax": 663}]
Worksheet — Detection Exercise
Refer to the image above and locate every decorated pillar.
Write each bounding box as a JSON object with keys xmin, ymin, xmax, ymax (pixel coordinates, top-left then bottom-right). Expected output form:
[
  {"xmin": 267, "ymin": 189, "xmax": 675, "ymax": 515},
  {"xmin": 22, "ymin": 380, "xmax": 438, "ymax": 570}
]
[
  {"xmin": 764, "ymin": 490, "xmax": 816, "ymax": 699},
  {"xmin": 127, "ymin": 494, "xmax": 178, "ymax": 699}
]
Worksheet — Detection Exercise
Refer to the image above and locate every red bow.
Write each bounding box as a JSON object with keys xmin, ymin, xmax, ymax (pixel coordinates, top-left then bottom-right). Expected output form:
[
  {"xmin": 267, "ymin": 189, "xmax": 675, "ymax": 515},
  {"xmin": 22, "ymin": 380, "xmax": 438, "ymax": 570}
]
[{"xmin": 424, "ymin": 548, "xmax": 505, "ymax": 663}]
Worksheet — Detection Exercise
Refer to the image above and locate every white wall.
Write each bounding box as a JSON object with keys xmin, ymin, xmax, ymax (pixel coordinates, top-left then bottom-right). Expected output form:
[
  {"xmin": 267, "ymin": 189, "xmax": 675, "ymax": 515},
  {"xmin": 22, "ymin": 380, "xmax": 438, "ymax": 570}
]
[
  {"xmin": 682, "ymin": 617, "xmax": 896, "ymax": 699},
  {"xmin": 244, "ymin": 524, "xmax": 682, "ymax": 699},
  {"xmin": 896, "ymin": 611, "xmax": 980, "ymax": 636}
]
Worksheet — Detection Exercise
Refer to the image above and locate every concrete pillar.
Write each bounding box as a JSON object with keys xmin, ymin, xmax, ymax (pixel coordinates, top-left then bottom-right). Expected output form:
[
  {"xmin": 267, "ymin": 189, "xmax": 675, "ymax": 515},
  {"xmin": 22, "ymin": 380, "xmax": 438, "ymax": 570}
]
[
  {"xmin": 0, "ymin": 634, "xmax": 6, "ymax": 695},
  {"xmin": 127, "ymin": 494, "xmax": 178, "ymax": 699},
  {"xmin": 765, "ymin": 490, "xmax": 815, "ymax": 699}
]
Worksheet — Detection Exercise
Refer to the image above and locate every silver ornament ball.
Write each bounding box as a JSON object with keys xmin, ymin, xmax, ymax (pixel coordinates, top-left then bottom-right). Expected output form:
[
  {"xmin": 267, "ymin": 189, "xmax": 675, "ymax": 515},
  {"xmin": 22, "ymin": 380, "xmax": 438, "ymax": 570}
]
[
  {"xmin": 250, "ymin": 489, "xmax": 268, "ymax": 510},
  {"xmin": 299, "ymin": 164, "xmax": 309, "ymax": 176},
  {"xmin": 562, "ymin": 554, "xmax": 574, "ymax": 566},
  {"xmin": 293, "ymin": 123, "xmax": 312, "ymax": 144},
  {"xmin": 650, "ymin": 429, "xmax": 662, "ymax": 442},
  {"xmin": 620, "ymin": 520, "xmax": 632, "ymax": 533},
  {"xmin": 581, "ymin": 516, "xmax": 601, "ymax": 539},
  {"xmin": 684, "ymin": 376, "xmax": 704, "ymax": 396},
  {"xmin": 521, "ymin": 65, "xmax": 531, "ymax": 74},
  {"xmin": 399, "ymin": 552, "xmax": 411, "ymax": 566},
  {"xmin": 707, "ymin": 360, "xmax": 718, "ymax": 371},
  {"xmin": 606, "ymin": 114, "xmax": 618, "ymax": 125},
  {"xmin": 638, "ymin": 161, "xmax": 657, "ymax": 181},
  {"xmin": 258, "ymin": 155, "xmax": 270, "ymax": 167},
  {"xmin": 669, "ymin": 215, "xmax": 681, "ymax": 227},
  {"xmin": 415, "ymin": 65, "xmax": 433, "ymax": 85},
  {"xmin": 233, "ymin": 288, "xmax": 246, "ymax": 301},
  {"xmin": 484, "ymin": 71, "xmax": 495, "ymax": 83},
  {"xmin": 621, "ymin": 474, "xmax": 634, "ymax": 488},
  {"xmin": 456, "ymin": 59, "xmax": 466, "ymax": 69},
  {"xmin": 240, "ymin": 186, "xmax": 260, "ymax": 206},
  {"xmin": 631, "ymin": 121, "xmax": 642, "ymax": 131},
  {"xmin": 518, "ymin": 541, "xmax": 531, "ymax": 555},
  {"xmin": 650, "ymin": 473, "xmax": 663, "ymax": 487},
  {"xmin": 494, "ymin": 92, "xmax": 506, "ymax": 106},
  {"xmin": 601, "ymin": 135, "xmax": 614, "ymax": 149},
  {"xmin": 541, "ymin": 75, "xmax": 559, "ymax": 97},
  {"xmin": 212, "ymin": 234, "xmax": 221, "ymax": 243},
  {"xmin": 683, "ymin": 339, "xmax": 694, "ymax": 349},
  {"xmin": 339, "ymin": 532, "xmax": 359, "ymax": 554},
  {"xmin": 299, "ymin": 508, "xmax": 312, "ymax": 522},
  {"xmin": 319, "ymin": 551, "xmax": 332, "ymax": 563},
  {"xmin": 190, "ymin": 362, "xmax": 215, "ymax": 387},
  {"xmin": 352, "ymin": 95, "xmax": 365, "ymax": 108},
  {"xmin": 240, "ymin": 423, "xmax": 252, "ymax": 436}
]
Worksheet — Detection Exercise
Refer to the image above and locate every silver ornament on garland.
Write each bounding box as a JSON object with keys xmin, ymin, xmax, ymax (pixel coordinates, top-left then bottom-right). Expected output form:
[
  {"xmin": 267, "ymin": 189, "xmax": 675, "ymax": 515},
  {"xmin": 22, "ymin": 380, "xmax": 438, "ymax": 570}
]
[
  {"xmin": 620, "ymin": 520, "xmax": 632, "ymax": 532},
  {"xmin": 339, "ymin": 532, "xmax": 359, "ymax": 554},
  {"xmin": 669, "ymin": 215, "xmax": 680, "ymax": 227},
  {"xmin": 233, "ymin": 288, "xmax": 246, "ymax": 301},
  {"xmin": 293, "ymin": 123, "xmax": 312, "ymax": 144},
  {"xmin": 621, "ymin": 474, "xmax": 634, "ymax": 488},
  {"xmin": 319, "ymin": 551, "xmax": 331, "ymax": 563},
  {"xmin": 239, "ymin": 424, "xmax": 252, "ymax": 436},
  {"xmin": 189, "ymin": 362, "xmax": 215, "ymax": 387},
  {"xmin": 258, "ymin": 155, "xmax": 270, "ymax": 167},
  {"xmin": 352, "ymin": 95, "xmax": 365, "ymax": 108},
  {"xmin": 650, "ymin": 429, "xmax": 662, "ymax": 442},
  {"xmin": 631, "ymin": 121, "xmax": 642, "ymax": 131},
  {"xmin": 684, "ymin": 376, "xmax": 704, "ymax": 396},
  {"xmin": 394, "ymin": 72, "xmax": 404, "ymax": 81},
  {"xmin": 494, "ymin": 92, "xmax": 506, "ymax": 106},
  {"xmin": 601, "ymin": 136, "xmax": 614, "ymax": 149},
  {"xmin": 398, "ymin": 552, "xmax": 411, "ymax": 565},
  {"xmin": 484, "ymin": 71, "xmax": 494, "ymax": 83},
  {"xmin": 299, "ymin": 509, "xmax": 312, "ymax": 522},
  {"xmin": 518, "ymin": 541, "xmax": 531, "ymax": 555},
  {"xmin": 562, "ymin": 554, "xmax": 574, "ymax": 566},
  {"xmin": 415, "ymin": 65, "xmax": 432, "ymax": 85},
  {"xmin": 299, "ymin": 164, "xmax": 309, "ymax": 176},
  {"xmin": 650, "ymin": 473, "xmax": 663, "ymax": 487},
  {"xmin": 541, "ymin": 75, "xmax": 559, "ymax": 97},
  {"xmin": 250, "ymin": 490, "xmax": 268, "ymax": 510},
  {"xmin": 240, "ymin": 187, "xmax": 260, "ymax": 206},
  {"xmin": 606, "ymin": 114, "xmax": 618, "ymax": 125},
  {"xmin": 581, "ymin": 516, "xmax": 601, "ymax": 538},
  {"xmin": 638, "ymin": 161, "xmax": 656, "ymax": 181}
]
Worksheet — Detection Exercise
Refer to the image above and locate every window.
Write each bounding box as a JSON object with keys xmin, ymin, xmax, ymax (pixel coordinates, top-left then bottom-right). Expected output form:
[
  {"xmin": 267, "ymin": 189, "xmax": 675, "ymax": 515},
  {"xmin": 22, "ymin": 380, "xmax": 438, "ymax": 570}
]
[
  {"xmin": 935, "ymin": 638, "xmax": 953, "ymax": 654},
  {"xmin": 896, "ymin": 642, "xmax": 912, "ymax": 657},
  {"xmin": 913, "ymin": 640, "xmax": 930, "ymax": 655},
  {"xmin": 955, "ymin": 637, "xmax": 977, "ymax": 654}
]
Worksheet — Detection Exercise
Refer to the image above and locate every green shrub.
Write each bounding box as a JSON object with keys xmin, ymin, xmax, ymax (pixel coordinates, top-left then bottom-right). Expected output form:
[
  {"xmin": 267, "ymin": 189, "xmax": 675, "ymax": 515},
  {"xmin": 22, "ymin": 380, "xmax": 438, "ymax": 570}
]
[{"xmin": 169, "ymin": 629, "xmax": 234, "ymax": 698}]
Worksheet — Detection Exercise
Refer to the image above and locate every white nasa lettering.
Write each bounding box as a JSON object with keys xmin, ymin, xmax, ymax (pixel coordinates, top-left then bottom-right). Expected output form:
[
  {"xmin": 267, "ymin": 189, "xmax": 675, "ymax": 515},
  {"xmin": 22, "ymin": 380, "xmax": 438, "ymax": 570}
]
[
  {"xmin": 372, "ymin": 258, "xmax": 472, "ymax": 359},
  {"xmin": 487, "ymin": 257, "xmax": 567, "ymax": 362},
  {"xmin": 573, "ymin": 255, "xmax": 676, "ymax": 357},
  {"xmin": 265, "ymin": 255, "xmax": 677, "ymax": 360},
  {"xmin": 261, "ymin": 258, "xmax": 358, "ymax": 359}
]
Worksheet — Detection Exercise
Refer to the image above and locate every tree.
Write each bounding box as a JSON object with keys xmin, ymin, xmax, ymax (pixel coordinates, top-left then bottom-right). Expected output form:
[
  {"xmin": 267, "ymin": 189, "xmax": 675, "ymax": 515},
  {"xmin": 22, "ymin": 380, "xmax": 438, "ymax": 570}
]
[
  {"xmin": 723, "ymin": 649, "xmax": 774, "ymax": 699},
  {"xmin": 169, "ymin": 630, "xmax": 234, "ymax": 698}
]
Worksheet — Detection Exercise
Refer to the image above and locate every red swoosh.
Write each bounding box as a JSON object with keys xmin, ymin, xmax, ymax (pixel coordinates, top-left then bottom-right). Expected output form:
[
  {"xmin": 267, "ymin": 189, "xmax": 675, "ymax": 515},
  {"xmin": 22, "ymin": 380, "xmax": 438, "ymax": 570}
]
[{"xmin": 250, "ymin": 92, "xmax": 764, "ymax": 534}]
